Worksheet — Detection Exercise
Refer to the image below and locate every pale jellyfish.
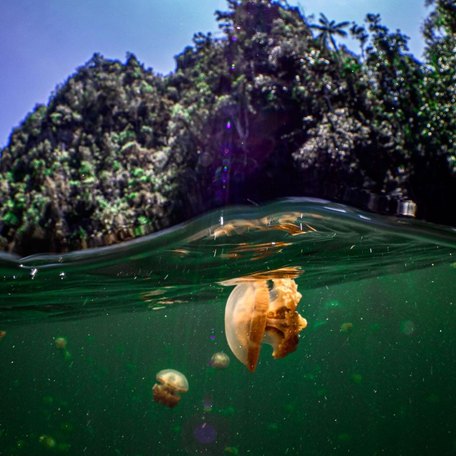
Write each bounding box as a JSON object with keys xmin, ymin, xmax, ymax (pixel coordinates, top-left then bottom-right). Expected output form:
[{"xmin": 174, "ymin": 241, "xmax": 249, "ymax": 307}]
[
  {"xmin": 210, "ymin": 352, "xmax": 230, "ymax": 369},
  {"xmin": 54, "ymin": 337, "xmax": 67, "ymax": 350},
  {"xmin": 153, "ymin": 369, "xmax": 189, "ymax": 408},
  {"xmin": 54, "ymin": 336, "xmax": 71, "ymax": 360},
  {"xmin": 225, "ymin": 278, "xmax": 307, "ymax": 372}
]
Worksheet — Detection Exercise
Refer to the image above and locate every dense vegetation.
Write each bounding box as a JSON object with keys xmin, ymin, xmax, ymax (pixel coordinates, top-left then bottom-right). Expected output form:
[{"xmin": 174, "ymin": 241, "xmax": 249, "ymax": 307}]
[{"xmin": 0, "ymin": 0, "xmax": 454, "ymax": 254}]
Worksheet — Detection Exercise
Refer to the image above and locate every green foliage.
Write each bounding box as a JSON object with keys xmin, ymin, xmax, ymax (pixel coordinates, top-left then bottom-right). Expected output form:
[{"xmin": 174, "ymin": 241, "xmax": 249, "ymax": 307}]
[
  {"xmin": 0, "ymin": 0, "xmax": 454, "ymax": 255},
  {"xmin": 0, "ymin": 53, "xmax": 176, "ymax": 253},
  {"xmin": 310, "ymin": 13, "xmax": 349, "ymax": 52}
]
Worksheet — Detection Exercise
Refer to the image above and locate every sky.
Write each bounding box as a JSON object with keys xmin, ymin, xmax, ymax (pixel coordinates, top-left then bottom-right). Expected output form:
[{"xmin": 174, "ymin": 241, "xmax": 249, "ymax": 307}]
[{"xmin": 0, "ymin": 0, "xmax": 428, "ymax": 148}]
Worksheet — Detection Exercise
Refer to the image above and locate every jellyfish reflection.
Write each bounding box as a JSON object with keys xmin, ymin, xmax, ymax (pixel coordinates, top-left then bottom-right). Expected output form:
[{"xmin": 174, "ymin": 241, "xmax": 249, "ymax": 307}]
[{"xmin": 224, "ymin": 278, "xmax": 307, "ymax": 372}]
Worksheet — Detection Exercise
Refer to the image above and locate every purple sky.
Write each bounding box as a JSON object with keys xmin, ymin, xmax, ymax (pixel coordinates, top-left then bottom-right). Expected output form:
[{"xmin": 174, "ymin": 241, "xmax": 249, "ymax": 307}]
[{"xmin": 0, "ymin": 0, "xmax": 428, "ymax": 148}]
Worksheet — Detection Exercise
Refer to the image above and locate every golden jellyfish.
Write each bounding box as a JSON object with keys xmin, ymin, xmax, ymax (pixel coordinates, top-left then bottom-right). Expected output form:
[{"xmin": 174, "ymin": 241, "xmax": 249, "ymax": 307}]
[
  {"xmin": 152, "ymin": 369, "xmax": 189, "ymax": 408},
  {"xmin": 224, "ymin": 278, "xmax": 307, "ymax": 372},
  {"xmin": 54, "ymin": 337, "xmax": 67, "ymax": 350},
  {"xmin": 210, "ymin": 352, "xmax": 230, "ymax": 369}
]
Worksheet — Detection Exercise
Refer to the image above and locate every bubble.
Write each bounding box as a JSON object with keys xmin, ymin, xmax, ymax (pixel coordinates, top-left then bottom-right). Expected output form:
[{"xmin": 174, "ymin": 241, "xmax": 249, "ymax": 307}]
[{"xmin": 325, "ymin": 299, "xmax": 341, "ymax": 309}]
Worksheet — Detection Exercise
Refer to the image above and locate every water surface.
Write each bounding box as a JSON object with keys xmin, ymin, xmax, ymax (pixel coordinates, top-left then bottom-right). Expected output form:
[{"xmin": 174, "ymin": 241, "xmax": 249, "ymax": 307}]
[{"xmin": 1, "ymin": 199, "xmax": 455, "ymax": 455}]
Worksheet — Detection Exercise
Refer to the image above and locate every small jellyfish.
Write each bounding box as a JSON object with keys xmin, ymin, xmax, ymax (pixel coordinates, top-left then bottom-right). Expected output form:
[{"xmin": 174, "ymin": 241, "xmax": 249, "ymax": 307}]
[
  {"xmin": 54, "ymin": 337, "xmax": 67, "ymax": 350},
  {"xmin": 210, "ymin": 352, "xmax": 230, "ymax": 369},
  {"xmin": 340, "ymin": 322, "xmax": 353, "ymax": 333},
  {"xmin": 39, "ymin": 435, "xmax": 56, "ymax": 449},
  {"xmin": 54, "ymin": 336, "xmax": 72, "ymax": 360},
  {"xmin": 153, "ymin": 369, "xmax": 189, "ymax": 408},
  {"xmin": 225, "ymin": 278, "xmax": 307, "ymax": 372},
  {"xmin": 0, "ymin": 330, "xmax": 6, "ymax": 341}
]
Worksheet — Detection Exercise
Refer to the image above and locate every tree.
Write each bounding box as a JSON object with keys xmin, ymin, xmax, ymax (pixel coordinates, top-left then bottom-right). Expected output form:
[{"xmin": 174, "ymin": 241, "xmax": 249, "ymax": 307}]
[{"xmin": 311, "ymin": 13, "xmax": 349, "ymax": 52}]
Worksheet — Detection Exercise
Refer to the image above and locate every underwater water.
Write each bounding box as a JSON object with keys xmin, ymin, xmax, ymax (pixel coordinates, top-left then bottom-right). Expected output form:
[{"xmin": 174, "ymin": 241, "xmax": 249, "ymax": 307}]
[{"xmin": 0, "ymin": 198, "xmax": 455, "ymax": 456}]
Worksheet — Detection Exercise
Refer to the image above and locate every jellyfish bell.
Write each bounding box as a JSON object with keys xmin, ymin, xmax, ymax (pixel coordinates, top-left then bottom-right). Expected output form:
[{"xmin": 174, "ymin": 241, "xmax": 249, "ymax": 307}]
[
  {"xmin": 152, "ymin": 369, "xmax": 189, "ymax": 408},
  {"xmin": 224, "ymin": 278, "xmax": 307, "ymax": 372},
  {"xmin": 210, "ymin": 352, "xmax": 230, "ymax": 369}
]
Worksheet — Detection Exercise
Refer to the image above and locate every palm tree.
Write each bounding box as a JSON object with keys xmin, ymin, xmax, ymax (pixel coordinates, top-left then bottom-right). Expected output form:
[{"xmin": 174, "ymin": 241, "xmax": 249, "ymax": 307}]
[{"xmin": 311, "ymin": 13, "xmax": 349, "ymax": 52}]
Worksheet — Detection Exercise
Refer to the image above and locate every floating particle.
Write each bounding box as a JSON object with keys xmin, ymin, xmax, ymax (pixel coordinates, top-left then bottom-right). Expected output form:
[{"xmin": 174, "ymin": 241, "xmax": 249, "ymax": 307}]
[
  {"xmin": 325, "ymin": 300, "xmax": 341, "ymax": 309},
  {"xmin": 60, "ymin": 422, "xmax": 74, "ymax": 433}
]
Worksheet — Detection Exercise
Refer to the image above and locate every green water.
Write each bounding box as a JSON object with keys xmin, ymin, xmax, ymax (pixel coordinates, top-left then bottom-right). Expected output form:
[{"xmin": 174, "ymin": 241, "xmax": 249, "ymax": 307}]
[{"xmin": 1, "ymin": 199, "xmax": 455, "ymax": 455}]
